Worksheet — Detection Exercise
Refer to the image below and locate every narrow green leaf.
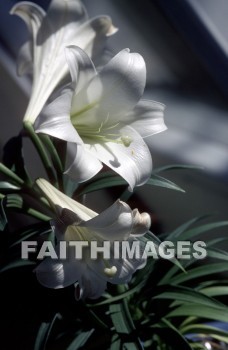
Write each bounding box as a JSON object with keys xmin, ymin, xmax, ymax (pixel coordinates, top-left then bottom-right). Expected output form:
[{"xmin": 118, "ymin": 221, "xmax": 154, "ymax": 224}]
[
  {"xmin": 150, "ymin": 320, "xmax": 192, "ymax": 350},
  {"xmin": 179, "ymin": 221, "xmax": 228, "ymax": 241},
  {"xmin": 66, "ymin": 329, "xmax": 94, "ymax": 350},
  {"xmin": 166, "ymin": 215, "xmax": 209, "ymax": 241},
  {"xmin": 77, "ymin": 176, "xmax": 126, "ymax": 196},
  {"xmin": 0, "ymin": 199, "xmax": 7, "ymax": 231},
  {"xmin": 166, "ymin": 262, "xmax": 228, "ymax": 285},
  {"xmin": 167, "ymin": 304, "xmax": 228, "ymax": 323},
  {"xmin": 153, "ymin": 285, "xmax": 224, "ymax": 309},
  {"xmin": 109, "ymin": 302, "xmax": 135, "ymax": 335},
  {"xmin": 123, "ymin": 342, "xmax": 144, "ymax": 350},
  {"xmin": 34, "ymin": 314, "xmax": 60, "ymax": 350},
  {"xmin": 200, "ymin": 286, "xmax": 228, "ymax": 297},
  {"xmin": 147, "ymin": 175, "xmax": 185, "ymax": 192},
  {"xmin": 110, "ymin": 335, "xmax": 121, "ymax": 350},
  {"xmin": 206, "ymin": 248, "xmax": 228, "ymax": 261},
  {"xmin": 0, "ymin": 181, "xmax": 20, "ymax": 191},
  {"xmin": 0, "ymin": 259, "xmax": 36, "ymax": 273},
  {"xmin": 152, "ymin": 164, "xmax": 203, "ymax": 174},
  {"xmin": 180, "ymin": 323, "xmax": 228, "ymax": 341},
  {"xmin": 0, "ymin": 162, "xmax": 24, "ymax": 185}
]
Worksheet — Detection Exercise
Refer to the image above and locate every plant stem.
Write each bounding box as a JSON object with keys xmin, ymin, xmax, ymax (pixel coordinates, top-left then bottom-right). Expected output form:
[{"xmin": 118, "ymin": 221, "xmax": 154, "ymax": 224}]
[
  {"xmin": 0, "ymin": 163, "xmax": 24, "ymax": 185},
  {"xmin": 24, "ymin": 121, "xmax": 57, "ymax": 186}
]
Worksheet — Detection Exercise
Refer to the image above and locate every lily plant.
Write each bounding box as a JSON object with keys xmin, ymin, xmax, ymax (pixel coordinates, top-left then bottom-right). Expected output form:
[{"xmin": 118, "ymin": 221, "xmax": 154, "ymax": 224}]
[
  {"xmin": 35, "ymin": 178, "xmax": 151, "ymax": 299},
  {"xmin": 11, "ymin": 0, "xmax": 117, "ymax": 125},
  {"xmin": 35, "ymin": 46, "xmax": 167, "ymax": 190}
]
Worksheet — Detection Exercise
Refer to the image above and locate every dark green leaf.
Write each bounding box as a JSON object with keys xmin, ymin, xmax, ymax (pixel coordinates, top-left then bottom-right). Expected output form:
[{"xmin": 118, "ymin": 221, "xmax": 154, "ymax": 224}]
[
  {"xmin": 200, "ymin": 286, "xmax": 228, "ymax": 297},
  {"xmin": 167, "ymin": 304, "xmax": 228, "ymax": 323},
  {"xmin": 147, "ymin": 175, "xmax": 185, "ymax": 192},
  {"xmin": 153, "ymin": 285, "xmax": 225, "ymax": 309},
  {"xmin": 66, "ymin": 329, "xmax": 94, "ymax": 350},
  {"xmin": 34, "ymin": 314, "xmax": 61, "ymax": 350},
  {"xmin": 0, "ymin": 259, "xmax": 36, "ymax": 273},
  {"xmin": 166, "ymin": 262, "xmax": 228, "ymax": 285},
  {"xmin": 0, "ymin": 198, "xmax": 7, "ymax": 231},
  {"xmin": 150, "ymin": 319, "xmax": 192, "ymax": 350},
  {"xmin": 109, "ymin": 302, "xmax": 135, "ymax": 335},
  {"xmin": 152, "ymin": 164, "xmax": 203, "ymax": 174}
]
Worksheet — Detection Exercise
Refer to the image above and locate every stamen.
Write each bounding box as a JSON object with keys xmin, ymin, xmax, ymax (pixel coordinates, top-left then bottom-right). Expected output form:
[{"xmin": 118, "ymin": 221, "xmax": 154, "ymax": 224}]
[
  {"xmin": 104, "ymin": 265, "xmax": 117, "ymax": 278},
  {"xmin": 121, "ymin": 135, "xmax": 132, "ymax": 147}
]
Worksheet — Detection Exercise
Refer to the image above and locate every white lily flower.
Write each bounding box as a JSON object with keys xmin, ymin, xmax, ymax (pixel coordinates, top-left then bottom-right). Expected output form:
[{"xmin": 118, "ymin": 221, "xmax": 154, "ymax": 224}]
[
  {"xmin": 35, "ymin": 178, "xmax": 151, "ymax": 299},
  {"xmin": 35, "ymin": 46, "xmax": 167, "ymax": 190},
  {"xmin": 10, "ymin": 0, "xmax": 117, "ymax": 124}
]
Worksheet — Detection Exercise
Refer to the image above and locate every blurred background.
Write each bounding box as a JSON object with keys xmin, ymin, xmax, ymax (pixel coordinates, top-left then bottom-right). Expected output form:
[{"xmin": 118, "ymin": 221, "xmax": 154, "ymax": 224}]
[{"xmin": 0, "ymin": 0, "xmax": 228, "ymax": 232}]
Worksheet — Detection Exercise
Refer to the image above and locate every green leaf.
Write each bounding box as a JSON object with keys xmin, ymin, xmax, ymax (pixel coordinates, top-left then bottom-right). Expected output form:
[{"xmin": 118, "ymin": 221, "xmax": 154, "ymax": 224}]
[
  {"xmin": 166, "ymin": 262, "xmax": 228, "ymax": 285},
  {"xmin": 152, "ymin": 164, "xmax": 203, "ymax": 174},
  {"xmin": 147, "ymin": 175, "xmax": 185, "ymax": 192},
  {"xmin": 109, "ymin": 302, "xmax": 135, "ymax": 335},
  {"xmin": 167, "ymin": 304, "xmax": 228, "ymax": 323},
  {"xmin": 200, "ymin": 286, "xmax": 228, "ymax": 297},
  {"xmin": 110, "ymin": 335, "xmax": 121, "ymax": 350},
  {"xmin": 123, "ymin": 342, "xmax": 144, "ymax": 350},
  {"xmin": 150, "ymin": 319, "xmax": 192, "ymax": 350},
  {"xmin": 153, "ymin": 285, "xmax": 225, "ymax": 309},
  {"xmin": 66, "ymin": 329, "xmax": 94, "ymax": 350},
  {"xmin": 0, "ymin": 259, "xmax": 36, "ymax": 273},
  {"xmin": 0, "ymin": 198, "xmax": 7, "ymax": 231},
  {"xmin": 206, "ymin": 248, "xmax": 228, "ymax": 261},
  {"xmin": 0, "ymin": 181, "xmax": 20, "ymax": 192},
  {"xmin": 180, "ymin": 323, "xmax": 228, "ymax": 342},
  {"xmin": 77, "ymin": 176, "xmax": 126, "ymax": 196},
  {"xmin": 166, "ymin": 216, "xmax": 209, "ymax": 241},
  {"xmin": 0, "ymin": 163, "xmax": 24, "ymax": 185},
  {"xmin": 34, "ymin": 313, "xmax": 61, "ymax": 350},
  {"xmin": 179, "ymin": 221, "xmax": 228, "ymax": 241}
]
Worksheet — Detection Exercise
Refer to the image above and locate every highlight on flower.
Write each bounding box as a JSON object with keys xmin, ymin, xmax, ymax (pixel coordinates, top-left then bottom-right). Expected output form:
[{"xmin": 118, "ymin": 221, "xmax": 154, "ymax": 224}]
[
  {"xmin": 35, "ymin": 46, "xmax": 167, "ymax": 190},
  {"xmin": 35, "ymin": 178, "xmax": 151, "ymax": 299},
  {"xmin": 10, "ymin": 0, "xmax": 117, "ymax": 125}
]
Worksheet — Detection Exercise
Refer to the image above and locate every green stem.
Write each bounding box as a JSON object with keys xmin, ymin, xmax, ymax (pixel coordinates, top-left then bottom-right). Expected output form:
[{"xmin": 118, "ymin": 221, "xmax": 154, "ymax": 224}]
[
  {"xmin": 0, "ymin": 163, "xmax": 24, "ymax": 185},
  {"xmin": 24, "ymin": 121, "xmax": 57, "ymax": 186},
  {"xmin": 26, "ymin": 208, "xmax": 51, "ymax": 221},
  {"xmin": 39, "ymin": 134, "xmax": 64, "ymax": 190}
]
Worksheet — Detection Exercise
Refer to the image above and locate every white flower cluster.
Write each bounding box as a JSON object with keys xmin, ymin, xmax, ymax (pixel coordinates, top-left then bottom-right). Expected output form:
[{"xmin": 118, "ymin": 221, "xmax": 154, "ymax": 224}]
[{"xmin": 12, "ymin": 0, "xmax": 167, "ymax": 299}]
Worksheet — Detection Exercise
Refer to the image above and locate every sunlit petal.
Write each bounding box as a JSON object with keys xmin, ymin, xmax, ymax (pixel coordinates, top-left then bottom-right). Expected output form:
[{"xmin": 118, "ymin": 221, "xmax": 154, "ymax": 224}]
[
  {"xmin": 35, "ymin": 85, "xmax": 82, "ymax": 143},
  {"xmin": 126, "ymin": 99, "xmax": 167, "ymax": 138},
  {"xmin": 86, "ymin": 126, "xmax": 152, "ymax": 190},
  {"xmin": 64, "ymin": 142, "xmax": 103, "ymax": 182}
]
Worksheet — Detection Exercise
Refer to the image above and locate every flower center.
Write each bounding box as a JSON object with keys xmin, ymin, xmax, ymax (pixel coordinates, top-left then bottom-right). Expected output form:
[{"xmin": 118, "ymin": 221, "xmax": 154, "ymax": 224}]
[{"xmin": 71, "ymin": 110, "xmax": 132, "ymax": 146}]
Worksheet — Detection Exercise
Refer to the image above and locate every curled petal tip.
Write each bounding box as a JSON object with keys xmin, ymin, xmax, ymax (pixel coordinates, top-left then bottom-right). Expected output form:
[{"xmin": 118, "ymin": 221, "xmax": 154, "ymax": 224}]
[
  {"xmin": 132, "ymin": 209, "xmax": 151, "ymax": 236},
  {"xmin": 106, "ymin": 24, "xmax": 119, "ymax": 36}
]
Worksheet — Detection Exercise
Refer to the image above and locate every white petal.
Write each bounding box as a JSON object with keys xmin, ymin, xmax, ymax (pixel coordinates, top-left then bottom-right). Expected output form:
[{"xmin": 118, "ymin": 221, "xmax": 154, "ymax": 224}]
[
  {"xmin": 71, "ymin": 48, "xmax": 146, "ymax": 127},
  {"xmin": 36, "ymin": 178, "xmax": 97, "ymax": 220},
  {"xmin": 126, "ymin": 99, "xmax": 167, "ymax": 138},
  {"xmin": 64, "ymin": 142, "xmax": 103, "ymax": 183},
  {"xmin": 17, "ymin": 41, "xmax": 33, "ymax": 76},
  {"xmin": 35, "ymin": 254, "xmax": 86, "ymax": 289},
  {"xmin": 65, "ymin": 46, "xmax": 97, "ymax": 93},
  {"xmin": 82, "ymin": 200, "xmax": 133, "ymax": 241},
  {"xmin": 85, "ymin": 126, "xmax": 152, "ymax": 190},
  {"xmin": 34, "ymin": 85, "xmax": 82, "ymax": 143},
  {"xmin": 68, "ymin": 15, "xmax": 118, "ymax": 59},
  {"xmin": 10, "ymin": 2, "xmax": 45, "ymax": 37},
  {"xmin": 79, "ymin": 264, "xmax": 107, "ymax": 299},
  {"xmin": 109, "ymin": 238, "xmax": 147, "ymax": 284},
  {"xmin": 98, "ymin": 48, "xmax": 146, "ymax": 118}
]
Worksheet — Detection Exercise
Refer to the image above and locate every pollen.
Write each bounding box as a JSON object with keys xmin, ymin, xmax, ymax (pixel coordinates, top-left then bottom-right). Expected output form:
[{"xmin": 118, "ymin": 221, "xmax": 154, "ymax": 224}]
[
  {"xmin": 121, "ymin": 135, "xmax": 132, "ymax": 147},
  {"xmin": 104, "ymin": 265, "xmax": 117, "ymax": 278}
]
